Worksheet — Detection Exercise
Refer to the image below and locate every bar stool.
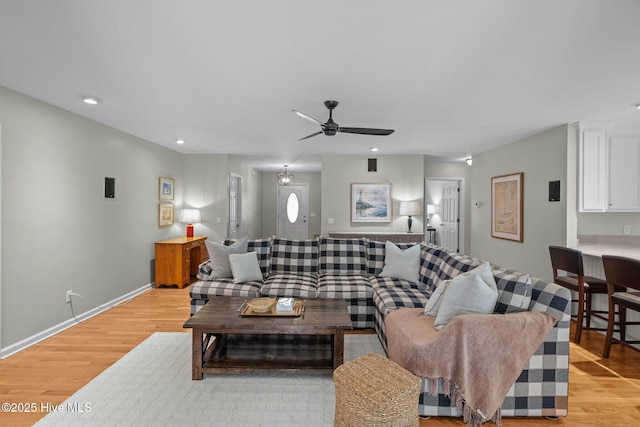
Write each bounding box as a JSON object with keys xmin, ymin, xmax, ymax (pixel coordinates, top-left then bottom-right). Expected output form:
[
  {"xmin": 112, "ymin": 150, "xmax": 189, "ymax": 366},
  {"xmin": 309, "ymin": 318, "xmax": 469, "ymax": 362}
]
[
  {"xmin": 602, "ymin": 255, "xmax": 640, "ymax": 358},
  {"xmin": 549, "ymin": 246, "xmax": 610, "ymax": 343}
]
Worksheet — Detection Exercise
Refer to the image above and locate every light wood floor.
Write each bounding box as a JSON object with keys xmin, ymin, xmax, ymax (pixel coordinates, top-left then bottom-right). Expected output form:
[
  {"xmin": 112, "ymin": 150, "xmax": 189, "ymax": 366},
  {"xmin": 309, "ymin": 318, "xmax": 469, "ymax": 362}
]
[{"xmin": 0, "ymin": 287, "xmax": 639, "ymax": 426}]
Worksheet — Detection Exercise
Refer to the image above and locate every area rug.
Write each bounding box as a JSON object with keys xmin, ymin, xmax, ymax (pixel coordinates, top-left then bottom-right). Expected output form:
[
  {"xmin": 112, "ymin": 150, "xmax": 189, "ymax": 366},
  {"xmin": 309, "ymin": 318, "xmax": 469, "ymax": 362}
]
[{"xmin": 35, "ymin": 332, "xmax": 385, "ymax": 427}]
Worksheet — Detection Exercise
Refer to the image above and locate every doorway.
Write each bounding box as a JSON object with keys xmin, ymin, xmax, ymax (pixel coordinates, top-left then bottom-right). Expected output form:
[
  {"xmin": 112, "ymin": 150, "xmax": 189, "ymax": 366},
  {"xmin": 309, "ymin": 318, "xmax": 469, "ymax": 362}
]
[
  {"xmin": 228, "ymin": 173, "xmax": 242, "ymax": 239},
  {"xmin": 425, "ymin": 177, "xmax": 466, "ymax": 254},
  {"xmin": 277, "ymin": 184, "xmax": 309, "ymax": 239}
]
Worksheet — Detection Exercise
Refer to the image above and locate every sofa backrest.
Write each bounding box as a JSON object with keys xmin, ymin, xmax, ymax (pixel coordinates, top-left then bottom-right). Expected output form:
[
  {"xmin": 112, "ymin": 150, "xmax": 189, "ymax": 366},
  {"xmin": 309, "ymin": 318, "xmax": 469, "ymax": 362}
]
[
  {"xmin": 420, "ymin": 245, "xmax": 570, "ymax": 318},
  {"xmin": 318, "ymin": 237, "xmax": 368, "ymax": 276},
  {"xmin": 269, "ymin": 237, "xmax": 319, "ymax": 275}
]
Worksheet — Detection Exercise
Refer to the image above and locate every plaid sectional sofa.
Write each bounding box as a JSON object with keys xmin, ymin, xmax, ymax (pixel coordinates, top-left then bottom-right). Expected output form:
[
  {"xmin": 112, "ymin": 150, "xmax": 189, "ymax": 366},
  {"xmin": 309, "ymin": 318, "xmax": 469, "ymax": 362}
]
[{"xmin": 188, "ymin": 236, "xmax": 571, "ymax": 419}]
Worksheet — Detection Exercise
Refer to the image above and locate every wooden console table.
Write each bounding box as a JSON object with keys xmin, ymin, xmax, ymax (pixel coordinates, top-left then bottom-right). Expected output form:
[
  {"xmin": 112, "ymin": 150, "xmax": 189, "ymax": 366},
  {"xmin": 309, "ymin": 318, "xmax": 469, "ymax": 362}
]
[
  {"xmin": 154, "ymin": 236, "xmax": 208, "ymax": 288},
  {"xmin": 328, "ymin": 232, "xmax": 425, "ymax": 244}
]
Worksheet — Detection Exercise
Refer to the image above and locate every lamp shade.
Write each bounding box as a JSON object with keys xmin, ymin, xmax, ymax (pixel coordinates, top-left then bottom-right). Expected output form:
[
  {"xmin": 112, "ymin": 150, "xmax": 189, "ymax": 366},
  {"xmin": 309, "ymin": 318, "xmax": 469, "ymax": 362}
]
[
  {"xmin": 399, "ymin": 201, "xmax": 421, "ymax": 216},
  {"xmin": 179, "ymin": 209, "xmax": 201, "ymax": 224},
  {"xmin": 427, "ymin": 204, "xmax": 436, "ymax": 215}
]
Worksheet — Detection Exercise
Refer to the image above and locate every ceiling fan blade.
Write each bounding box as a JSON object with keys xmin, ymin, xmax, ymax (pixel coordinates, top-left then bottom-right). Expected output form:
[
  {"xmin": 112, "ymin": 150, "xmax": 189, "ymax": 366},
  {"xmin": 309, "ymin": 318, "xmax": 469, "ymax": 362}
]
[
  {"xmin": 292, "ymin": 110, "xmax": 324, "ymax": 126},
  {"xmin": 298, "ymin": 131, "xmax": 324, "ymax": 141},
  {"xmin": 338, "ymin": 127, "xmax": 395, "ymax": 136}
]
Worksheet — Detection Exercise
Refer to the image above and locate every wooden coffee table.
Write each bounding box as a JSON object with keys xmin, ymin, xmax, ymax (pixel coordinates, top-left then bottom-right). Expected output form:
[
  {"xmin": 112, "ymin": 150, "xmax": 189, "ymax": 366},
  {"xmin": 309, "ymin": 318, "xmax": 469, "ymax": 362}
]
[{"xmin": 183, "ymin": 296, "xmax": 353, "ymax": 380}]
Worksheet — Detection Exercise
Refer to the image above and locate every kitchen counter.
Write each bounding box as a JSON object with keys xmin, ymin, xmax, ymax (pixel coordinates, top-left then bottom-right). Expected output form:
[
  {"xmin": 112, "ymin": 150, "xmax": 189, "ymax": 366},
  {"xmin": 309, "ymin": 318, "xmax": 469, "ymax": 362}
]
[{"xmin": 577, "ymin": 235, "xmax": 640, "ymax": 259}]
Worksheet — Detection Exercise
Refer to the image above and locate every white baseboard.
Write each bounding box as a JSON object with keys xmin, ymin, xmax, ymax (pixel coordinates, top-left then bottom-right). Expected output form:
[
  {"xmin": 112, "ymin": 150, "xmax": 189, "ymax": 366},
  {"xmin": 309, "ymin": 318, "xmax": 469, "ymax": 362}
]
[{"xmin": 0, "ymin": 283, "xmax": 153, "ymax": 359}]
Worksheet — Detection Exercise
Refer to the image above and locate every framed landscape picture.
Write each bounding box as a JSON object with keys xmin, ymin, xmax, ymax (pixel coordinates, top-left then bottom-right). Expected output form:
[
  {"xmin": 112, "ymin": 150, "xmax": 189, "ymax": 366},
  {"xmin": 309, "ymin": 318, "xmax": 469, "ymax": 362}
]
[
  {"xmin": 491, "ymin": 172, "xmax": 523, "ymax": 242},
  {"xmin": 351, "ymin": 183, "xmax": 391, "ymax": 222},
  {"xmin": 158, "ymin": 203, "xmax": 174, "ymax": 227},
  {"xmin": 159, "ymin": 177, "xmax": 175, "ymax": 201}
]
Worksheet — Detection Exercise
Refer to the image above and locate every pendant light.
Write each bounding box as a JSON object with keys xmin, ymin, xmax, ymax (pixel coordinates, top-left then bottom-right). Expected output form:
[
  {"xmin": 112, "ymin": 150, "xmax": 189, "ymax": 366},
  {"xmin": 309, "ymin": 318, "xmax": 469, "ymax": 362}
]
[{"xmin": 278, "ymin": 165, "xmax": 294, "ymax": 185}]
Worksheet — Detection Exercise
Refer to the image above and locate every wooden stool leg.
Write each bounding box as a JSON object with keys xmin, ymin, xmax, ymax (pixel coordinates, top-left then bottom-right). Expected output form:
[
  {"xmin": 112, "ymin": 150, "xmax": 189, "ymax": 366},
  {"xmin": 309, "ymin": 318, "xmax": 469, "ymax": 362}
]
[
  {"xmin": 619, "ymin": 307, "xmax": 626, "ymax": 342},
  {"xmin": 603, "ymin": 300, "xmax": 616, "ymax": 358},
  {"xmin": 575, "ymin": 288, "xmax": 585, "ymax": 344}
]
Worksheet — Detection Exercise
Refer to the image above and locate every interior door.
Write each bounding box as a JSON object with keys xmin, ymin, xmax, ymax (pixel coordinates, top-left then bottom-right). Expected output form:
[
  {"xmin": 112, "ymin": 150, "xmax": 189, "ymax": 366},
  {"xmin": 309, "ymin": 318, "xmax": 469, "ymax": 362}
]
[
  {"xmin": 277, "ymin": 184, "xmax": 308, "ymax": 239},
  {"xmin": 441, "ymin": 183, "xmax": 460, "ymax": 252},
  {"xmin": 228, "ymin": 173, "xmax": 242, "ymax": 239}
]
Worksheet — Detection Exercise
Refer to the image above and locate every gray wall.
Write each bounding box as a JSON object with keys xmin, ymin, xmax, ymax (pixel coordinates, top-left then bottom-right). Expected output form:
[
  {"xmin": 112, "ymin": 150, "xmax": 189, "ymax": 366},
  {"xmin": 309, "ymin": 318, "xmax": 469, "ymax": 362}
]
[
  {"xmin": 0, "ymin": 86, "xmax": 183, "ymax": 348},
  {"xmin": 181, "ymin": 155, "xmax": 263, "ymax": 242},
  {"xmin": 469, "ymin": 125, "xmax": 573, "ymax": 282},
  {"xmin": 321, "ymin": 155, "xmax": 425, "ymax": 235}
]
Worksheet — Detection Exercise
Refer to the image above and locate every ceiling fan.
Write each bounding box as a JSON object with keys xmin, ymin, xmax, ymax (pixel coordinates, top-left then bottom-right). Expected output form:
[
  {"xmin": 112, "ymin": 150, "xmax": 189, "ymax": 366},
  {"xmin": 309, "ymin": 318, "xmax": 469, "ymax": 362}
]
[{"xmin": 292, "ymin": 100, "xmax": 394, "ymax": 140}]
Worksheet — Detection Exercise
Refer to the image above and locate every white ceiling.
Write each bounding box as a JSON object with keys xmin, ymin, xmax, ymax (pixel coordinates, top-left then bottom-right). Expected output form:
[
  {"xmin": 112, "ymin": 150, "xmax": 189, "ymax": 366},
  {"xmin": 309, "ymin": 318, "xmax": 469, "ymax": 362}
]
[{"xmin": 2, "ymin": 1, "xmax": 640, "ymax": 173}]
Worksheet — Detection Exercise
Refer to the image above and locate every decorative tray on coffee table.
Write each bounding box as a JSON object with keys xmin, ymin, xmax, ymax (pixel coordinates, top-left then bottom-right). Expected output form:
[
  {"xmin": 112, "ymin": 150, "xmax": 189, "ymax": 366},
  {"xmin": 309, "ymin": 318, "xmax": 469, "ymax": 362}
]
[{"xmin": 240, "ymin": 298, "xmax": 304, "ymax": 317}]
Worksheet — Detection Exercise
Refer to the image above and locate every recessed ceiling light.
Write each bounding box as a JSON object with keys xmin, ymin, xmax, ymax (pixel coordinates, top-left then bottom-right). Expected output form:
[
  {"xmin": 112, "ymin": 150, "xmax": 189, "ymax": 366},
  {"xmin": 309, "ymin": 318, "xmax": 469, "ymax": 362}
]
[
  {"xmin": 635, "ymin": 103, "xmax": 640, "ymax": 110},
  {"xmin": 371, "ymin": 147, "xmax": 379, "ymax": 152},
  {"xmin": 79, "ymin": 94, "xmax": 102, "ymax": 105},
  {"xmin": 176, "ymin": 139, "xmax": 185, "ymax": 145}
]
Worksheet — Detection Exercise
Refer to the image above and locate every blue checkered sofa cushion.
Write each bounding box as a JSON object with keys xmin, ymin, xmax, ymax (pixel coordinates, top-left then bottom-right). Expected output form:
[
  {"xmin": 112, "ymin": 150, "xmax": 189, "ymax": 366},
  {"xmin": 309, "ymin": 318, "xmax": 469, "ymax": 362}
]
[
  {"xmin": 261, "ymin": 273, "xmax": 318, "ymax": 298},
  {"xmin": 269, "ymin": 238, "xmax": 318, "ymax": 274},
  {"xmin": 189, "ymin": 279, "xmax": 262, "ymax": 315},
  {"xmin": 435, "ymin": 252, "xmax": 482, "ymax": 281},
  {"xmin": 318, "ymin": 237, "xmax": 368, "ymax": 275},
  {"xmin": 419, "ymin": 244, "xmax": 447, "ymax": 291},
  {"xmin": 490, "ymin": 265, "xmax": 533, "ymax": 314}
]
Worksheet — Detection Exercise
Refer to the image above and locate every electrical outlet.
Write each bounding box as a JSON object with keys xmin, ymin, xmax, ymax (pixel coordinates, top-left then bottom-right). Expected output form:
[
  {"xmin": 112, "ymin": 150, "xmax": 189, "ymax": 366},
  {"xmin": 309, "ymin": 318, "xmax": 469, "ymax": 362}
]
[
  {"xmin": 624, "ymin": 225, "xmax": 631, "ymax": 235},
  {"xmin": 66, "ymin": 290, "xmax": 73, "ymax": 304}
]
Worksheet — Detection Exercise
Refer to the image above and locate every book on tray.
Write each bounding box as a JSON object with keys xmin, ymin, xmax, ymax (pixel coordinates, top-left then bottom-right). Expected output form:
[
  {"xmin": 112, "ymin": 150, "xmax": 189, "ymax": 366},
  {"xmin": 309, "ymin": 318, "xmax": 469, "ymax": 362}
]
[{"xmin": 276, "ymin": 297, "xmax": 295, "ymax": 312}]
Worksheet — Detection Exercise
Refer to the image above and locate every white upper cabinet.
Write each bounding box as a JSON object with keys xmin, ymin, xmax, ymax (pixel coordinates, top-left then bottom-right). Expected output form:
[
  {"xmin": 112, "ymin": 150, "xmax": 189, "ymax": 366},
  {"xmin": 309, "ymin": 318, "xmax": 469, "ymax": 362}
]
[
  {"xmin": 578, "ymin": 121, "xmax": 640, "ymax": 212},
  {"xmin": 579, "ymin": 129, "xmax": 607, "ymax": 212},
  {"xmin": 608, "ymin": 138, "xmax": 640, "ymax": 211}
]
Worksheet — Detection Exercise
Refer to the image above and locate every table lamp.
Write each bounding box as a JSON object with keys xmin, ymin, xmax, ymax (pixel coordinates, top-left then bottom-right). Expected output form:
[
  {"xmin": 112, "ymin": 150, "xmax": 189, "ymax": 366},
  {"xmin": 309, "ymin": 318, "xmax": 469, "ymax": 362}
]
[
  {"xmin": 399, "ymin": 201, "xmax": 421, "ymax": 233},
  {"xmin": 179, "ymin": 209, "xmax": 201, "ymax": 238}
]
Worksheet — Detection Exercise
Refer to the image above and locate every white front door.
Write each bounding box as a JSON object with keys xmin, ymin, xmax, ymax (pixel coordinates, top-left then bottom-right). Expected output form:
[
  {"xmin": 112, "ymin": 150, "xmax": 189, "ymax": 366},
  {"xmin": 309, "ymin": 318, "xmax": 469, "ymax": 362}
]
[
  {"xmin": 277, "ymin": 184, "xmax": 309, "ymax": 240},
  {"xmin": 228, "ymin": 173, "xmax": 242, "ymax": 239},
  {"xmin": 441, "ymin": 183, "xmax": 460, "ymax": 252}
]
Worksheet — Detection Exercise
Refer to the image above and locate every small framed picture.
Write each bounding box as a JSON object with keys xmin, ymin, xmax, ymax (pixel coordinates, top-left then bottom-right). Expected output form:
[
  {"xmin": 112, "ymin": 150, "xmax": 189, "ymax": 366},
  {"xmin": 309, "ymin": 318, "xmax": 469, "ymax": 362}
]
[
  {"xmin": 491, "ymin": 172, "xmax": 523, "ymax": 242},
  {"xmin": 159, "ymin": 177, "xmax": 175, "ymax": 201},
  {"xmin": 158, "ymin": 203, "xmax": 174, "ymax": 227}
]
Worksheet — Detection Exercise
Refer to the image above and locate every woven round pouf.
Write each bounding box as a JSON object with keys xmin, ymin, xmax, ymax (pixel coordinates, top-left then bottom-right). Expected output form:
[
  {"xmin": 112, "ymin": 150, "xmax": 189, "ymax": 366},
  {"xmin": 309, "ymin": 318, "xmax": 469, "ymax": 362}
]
[{"xmin": 333, "ymin": 353, "xmax": 421, "ymax": 427}]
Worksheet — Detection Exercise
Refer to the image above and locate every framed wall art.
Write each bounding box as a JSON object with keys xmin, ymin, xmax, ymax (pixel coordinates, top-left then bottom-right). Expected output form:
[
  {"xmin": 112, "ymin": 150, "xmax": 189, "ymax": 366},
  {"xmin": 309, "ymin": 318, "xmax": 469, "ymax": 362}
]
[
  {"xmin": 158, "ymin": 203, "xmax": 174, "ymax": 227},
  {"xmin": 351, "ymin": 183, "xmax": 391, "ymax": 222},
  {"xmin": 159, "ymin": 177, "xmax": 175, "ymax": 201},
  {"xmin": 491, "ymin": 172, "xmax": 523, "ymax": 242}
]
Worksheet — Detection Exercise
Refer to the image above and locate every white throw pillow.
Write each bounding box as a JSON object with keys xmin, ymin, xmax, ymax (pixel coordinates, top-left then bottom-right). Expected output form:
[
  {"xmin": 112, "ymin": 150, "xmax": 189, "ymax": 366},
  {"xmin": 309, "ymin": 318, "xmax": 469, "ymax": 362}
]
[
  {"xmin": 229, "ymin": 251, "xmax": 264, "ymax": 283},
  {"xmin": 423, "ymin": 277, "xmax": 451, "ymax": 316},
  {"xmin": 433, "ymin": 262, "xmax": 499, "ymax": 330},
  {"xmin": 379, "ymin": 241, "xmax": 420, "ymax": 283},
  {"xmin": 204, "ymin": 236, "xmax": 248, "ymax": 279}
]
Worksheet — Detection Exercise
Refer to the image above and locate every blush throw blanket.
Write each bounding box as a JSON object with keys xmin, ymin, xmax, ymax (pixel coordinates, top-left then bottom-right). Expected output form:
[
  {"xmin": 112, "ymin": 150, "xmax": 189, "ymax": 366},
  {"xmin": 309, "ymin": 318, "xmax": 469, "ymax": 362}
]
[{"xmin": 386, "ymin": 308, "xmax": 557, "ymax": 427}]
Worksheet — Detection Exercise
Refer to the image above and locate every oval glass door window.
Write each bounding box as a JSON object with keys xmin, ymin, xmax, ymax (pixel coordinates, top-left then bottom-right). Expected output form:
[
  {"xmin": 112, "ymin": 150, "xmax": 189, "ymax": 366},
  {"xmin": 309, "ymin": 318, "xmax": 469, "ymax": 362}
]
[{"xmin": 287, "ymin": 193, "xmax": 299, "ymax": 223}]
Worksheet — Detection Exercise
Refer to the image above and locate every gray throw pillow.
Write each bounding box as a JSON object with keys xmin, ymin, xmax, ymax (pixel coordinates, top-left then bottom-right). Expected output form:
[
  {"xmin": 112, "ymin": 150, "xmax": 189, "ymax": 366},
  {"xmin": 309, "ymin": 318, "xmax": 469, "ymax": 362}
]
[{"xmin": 203, "ymin": 236, "xmax": 248, "ymax": 279}]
